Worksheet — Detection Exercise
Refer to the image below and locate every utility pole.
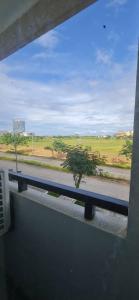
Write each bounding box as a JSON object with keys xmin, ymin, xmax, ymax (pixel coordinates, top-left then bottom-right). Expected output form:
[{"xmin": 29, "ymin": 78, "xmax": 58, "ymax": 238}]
[
  {"xmin": 13, "ymin": 133, "xmax": 18, "ymax": 172},
  {"xmin": 13, "ymin": 119, "xmax": 25, "ymax": 173}
]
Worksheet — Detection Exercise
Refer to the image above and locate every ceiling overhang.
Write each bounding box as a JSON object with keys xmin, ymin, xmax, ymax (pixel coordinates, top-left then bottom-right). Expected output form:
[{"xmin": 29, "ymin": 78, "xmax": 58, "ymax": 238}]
[{"xmin": 0, "ymin": 0, "xmax": 97, "ymax": 61}]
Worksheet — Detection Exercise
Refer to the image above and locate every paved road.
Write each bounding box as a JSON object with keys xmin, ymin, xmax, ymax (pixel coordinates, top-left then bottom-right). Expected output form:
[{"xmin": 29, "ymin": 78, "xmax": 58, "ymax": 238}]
[
  {"xmin": 0, "ymin": 152, "xmax": 131, "ymax": 180},
  {"xmin": 99, "ymin": 165, "xmax": 130, "ymax": 180},
  {"xmin": 0, "ymin": 159, "xmax": 130, "ymax": 201}
]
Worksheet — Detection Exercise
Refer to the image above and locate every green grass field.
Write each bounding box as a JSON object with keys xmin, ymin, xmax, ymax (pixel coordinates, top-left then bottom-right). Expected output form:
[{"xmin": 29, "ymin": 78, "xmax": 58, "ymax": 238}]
[
  {"xmin": 29, "ymin": 136, "xmax": 130, "ymax": 167},
  {"xmin": 0, "ymin": 136, "xmax": 131, "ymax": 168},
  {"xmin": 31, "ymin": 136, "xmax": 125, "ymax": 155}
]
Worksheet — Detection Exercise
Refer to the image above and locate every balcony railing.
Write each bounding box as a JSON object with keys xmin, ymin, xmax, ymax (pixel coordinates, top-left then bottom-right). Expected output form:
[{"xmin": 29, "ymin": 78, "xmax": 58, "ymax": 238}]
[{"xmin": 9, "ymin": 171, "xmax": 128, "ymax": 220}]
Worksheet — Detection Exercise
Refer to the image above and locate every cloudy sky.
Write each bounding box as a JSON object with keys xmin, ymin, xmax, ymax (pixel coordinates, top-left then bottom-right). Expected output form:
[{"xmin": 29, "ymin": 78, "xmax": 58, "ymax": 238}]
[{"xmin": 0, "ymin": 0, "xmax": 138, "ymax": 135}]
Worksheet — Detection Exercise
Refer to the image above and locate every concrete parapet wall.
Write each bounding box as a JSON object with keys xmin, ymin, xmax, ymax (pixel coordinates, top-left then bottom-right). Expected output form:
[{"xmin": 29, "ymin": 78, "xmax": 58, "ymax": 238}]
[{"xmin": 3, "ymin": 184, "xmax": 128, "ymax": 300}]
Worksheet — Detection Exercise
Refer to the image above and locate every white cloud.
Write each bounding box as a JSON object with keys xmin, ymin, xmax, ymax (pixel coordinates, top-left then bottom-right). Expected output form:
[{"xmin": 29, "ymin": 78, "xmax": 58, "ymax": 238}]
[
  {"xmin": 107, "ymin": 31, "xmax": 120, "ymax": 45},
  {"xmin": 96, "ymin": 49, "xmax": 112, "ymax": 64},
  {"xmin": 107, "ymin": 0, "xmax": 127, "ymax": 7},
  {"xmin": 128, "ymin": 44, "xmax": 138, "ymax": 53},
  {"xmin": 88, "ymin": 80, "xmax": 99, "ymax": 87},
  {"xmin": 36, "ymin": 30, "xmax": 59, "ymax": 50},
  {"xmin": 0, "ymin": 58, "xmax": 136, "ymax": 135}
]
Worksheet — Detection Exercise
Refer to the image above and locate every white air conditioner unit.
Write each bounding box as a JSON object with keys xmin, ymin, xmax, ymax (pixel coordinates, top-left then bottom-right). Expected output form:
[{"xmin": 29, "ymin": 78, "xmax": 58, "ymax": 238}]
[{"xmin": 0, "ymin": 169, "xmax": 10, "ymax": 236}]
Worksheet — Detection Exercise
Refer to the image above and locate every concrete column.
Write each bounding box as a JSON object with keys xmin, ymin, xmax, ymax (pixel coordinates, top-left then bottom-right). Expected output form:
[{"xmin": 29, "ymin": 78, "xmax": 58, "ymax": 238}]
[
  {"xmin": 0, "ymin": 239, "xmax": 7, "ymax": 300},
  {"xmin": 128, "ymin": 44, "xmax": 139, "ymax": 237},
  {"xmin": 116, "ymin": 44, "xmax": 139, "ymax": 300}
]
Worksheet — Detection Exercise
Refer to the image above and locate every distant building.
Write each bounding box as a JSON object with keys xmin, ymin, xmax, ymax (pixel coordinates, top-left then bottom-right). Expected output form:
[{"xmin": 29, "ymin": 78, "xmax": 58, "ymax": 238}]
[
  {"xmin": 97, "ymin": 135, "xmax": 111, "ymax": 138},
  {"xmin": 115, "ymin": 131, "xmax": 133, "ymax": 138},
  {"xmin": 21, "ymin": 132, "xmax": 34, "ymax": 137},
  {"xmin": 102, "ymin": 135, "xmax": 111, "ymax": 138},
  {"xmin": 127, "ymin": 131, "xmax": 133, "ymax": 137}
]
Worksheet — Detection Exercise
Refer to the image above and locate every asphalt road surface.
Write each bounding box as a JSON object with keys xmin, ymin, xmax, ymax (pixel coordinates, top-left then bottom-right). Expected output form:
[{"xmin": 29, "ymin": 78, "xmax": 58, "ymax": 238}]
[
  {"xmin": 0, "ymin": 152, "xmax": 131, "ymax": 180},
  {"xmin": 0, "ymin": 159, "xmax": 130, "ymax": 201}
]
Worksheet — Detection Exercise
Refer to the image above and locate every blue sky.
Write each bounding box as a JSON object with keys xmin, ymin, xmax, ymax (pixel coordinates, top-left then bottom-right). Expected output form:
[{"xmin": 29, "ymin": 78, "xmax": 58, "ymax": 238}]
[{"xmin": 0, "ymin": 0, "xmax": 138, "ymax": 135}]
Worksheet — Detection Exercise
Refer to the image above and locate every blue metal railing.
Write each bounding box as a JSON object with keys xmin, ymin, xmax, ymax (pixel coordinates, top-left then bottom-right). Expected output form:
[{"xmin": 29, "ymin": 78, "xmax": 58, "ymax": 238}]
[{"xmin": 9, "ymin": 171, "xmax": 128, "ymax": 220}]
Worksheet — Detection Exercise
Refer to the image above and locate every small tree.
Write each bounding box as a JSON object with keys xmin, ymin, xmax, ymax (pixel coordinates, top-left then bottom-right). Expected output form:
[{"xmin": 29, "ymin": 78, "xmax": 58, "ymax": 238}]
[
  {"xmin": 1, "ymin": 133, "xmax": 28, "ymax": 171},
  {"xmin": 120, "ymin": 140, "xmax": 133, "ymax": 159},
  {"xmin": 62, "ymin": 146, "xmax": 104, "ymax": 188},
  {"xmin": 52, "ymin": 139, "xmax": 67, "ymax": 158}
]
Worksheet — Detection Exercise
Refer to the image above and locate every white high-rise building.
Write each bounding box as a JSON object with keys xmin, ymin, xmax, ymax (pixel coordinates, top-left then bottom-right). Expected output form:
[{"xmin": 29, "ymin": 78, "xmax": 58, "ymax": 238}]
[{"xmin": 13, "ymin": 119, "xmax": 25, "ymax": 133}]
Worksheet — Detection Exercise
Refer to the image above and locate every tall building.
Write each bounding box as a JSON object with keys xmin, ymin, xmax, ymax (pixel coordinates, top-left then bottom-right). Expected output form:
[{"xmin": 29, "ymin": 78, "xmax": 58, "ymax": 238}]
[{"xmin": 13, "ymin": 119, "xmax": 25, "ymax": 133}]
